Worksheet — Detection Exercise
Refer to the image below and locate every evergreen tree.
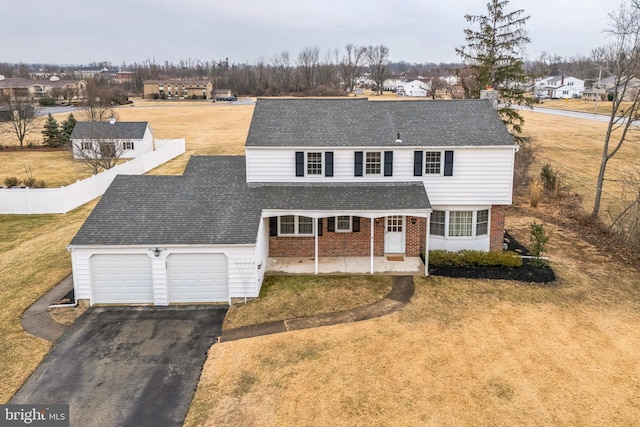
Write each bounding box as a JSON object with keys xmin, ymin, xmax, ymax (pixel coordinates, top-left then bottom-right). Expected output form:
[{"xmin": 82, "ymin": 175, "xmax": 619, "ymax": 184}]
[
  {"xmin": 59, "ymin": 113, "xmax": 77, "ymax": 146},
  {"xmin": 41, "ymin": 113, "xmax": 61, "ymax": 146},
  {"xmin": 455, "ymin": 0, "xmax": 533, "ymax": 135}
]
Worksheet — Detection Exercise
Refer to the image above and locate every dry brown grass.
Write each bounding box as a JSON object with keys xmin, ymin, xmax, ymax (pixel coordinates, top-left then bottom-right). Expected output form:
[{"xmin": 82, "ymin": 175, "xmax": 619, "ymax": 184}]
[
  {"xmin": 0, "ymin": 100, "xmax": 254, "ymax": 185},
  {"xmin": 0, "ymin": 200, "xmax": 97, "ymax": 402},
  {"xmin": 536, "ymin": 98, "xmax": 634, "ymax": 115},
  {"xmin": 48, "ymin": 305, "xmax": 88, "ymax": 327},
  {"xmin": 519, "ymin": 109, "xmax": 640, "ymax": 215},
  {"xmin": 185, "ymin": 206, "xmax": 640, "ymax": 427},
  {"xmin": 224, "ymin": 275, "xmax": 392, "ymax": 330}
]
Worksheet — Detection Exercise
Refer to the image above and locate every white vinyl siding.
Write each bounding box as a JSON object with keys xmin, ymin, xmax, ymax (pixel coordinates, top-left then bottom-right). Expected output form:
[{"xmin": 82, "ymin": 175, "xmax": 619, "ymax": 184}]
[{"xmin": 245, "ymin": 147, "xmax": 515, "ymax": 205}]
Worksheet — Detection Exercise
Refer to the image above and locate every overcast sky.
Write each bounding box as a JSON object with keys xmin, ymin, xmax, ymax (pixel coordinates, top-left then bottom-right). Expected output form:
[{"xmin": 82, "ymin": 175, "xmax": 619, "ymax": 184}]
[{"xmin": 1, "ymin": 0, "xmax": 618, "ymax": 67}]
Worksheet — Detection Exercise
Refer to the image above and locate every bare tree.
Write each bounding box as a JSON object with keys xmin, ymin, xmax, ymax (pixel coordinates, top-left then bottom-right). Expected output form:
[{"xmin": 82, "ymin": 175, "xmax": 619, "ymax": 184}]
[
  {"xmin": 70, "ymin": 122, "xmax": 127, "ymax": 174},
  {"xmin": 297, "ymin": 47, "xmax": 320, "ymax": 92},
  {"xmin": 366, "ymin": 45, "xmax": 390, "ymax": 95},
  {"xmin": 272, "ymin": 50, "xmax": 292, "ymax": 93},
  {"xmin": 339, "ymin": 44, "xmax": 366, "ymax": 93},
  {"xmin": 0, "ymin": 97, "xmax": 40, "ymax": 147},
  {"xmin": 591, "ymin": 1, "xmax": 640, "ymax": 219},
  {"xmin": 608, "ymin": 166, "xmax": 640, "ymax": 254},
  {"xmin": 80, "ymin": 78, "xmax": 117, "ymax": 122}
]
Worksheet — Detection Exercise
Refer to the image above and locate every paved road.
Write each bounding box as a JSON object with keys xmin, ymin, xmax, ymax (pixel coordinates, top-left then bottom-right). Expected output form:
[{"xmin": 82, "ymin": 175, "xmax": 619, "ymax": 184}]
[
  {"xmin": 12, "ymin": 306, "xmax": 227, "ymax": 427},
  {"xmin": 516, "ymin": 105, "xmax": 614, "ymax": 123}
]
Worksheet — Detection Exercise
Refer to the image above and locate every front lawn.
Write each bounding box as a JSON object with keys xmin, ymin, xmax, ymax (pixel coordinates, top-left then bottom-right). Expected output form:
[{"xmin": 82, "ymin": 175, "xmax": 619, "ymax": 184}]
[{"xmin": 223, "ymin": 275, "xmax": 392, "ymax": 330}]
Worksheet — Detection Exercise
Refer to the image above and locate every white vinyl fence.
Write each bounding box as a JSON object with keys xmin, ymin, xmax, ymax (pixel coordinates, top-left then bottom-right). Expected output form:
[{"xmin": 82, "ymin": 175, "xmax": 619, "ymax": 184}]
[{"xmin": 0, "ymin": 139, "xmax": 185, "ymax": 214}]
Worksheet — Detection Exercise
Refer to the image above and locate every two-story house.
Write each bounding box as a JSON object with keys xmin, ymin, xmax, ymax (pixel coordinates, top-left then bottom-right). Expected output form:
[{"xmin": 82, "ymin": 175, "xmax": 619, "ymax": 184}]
[
  {"xmin": 67, "ymin": 98, "xmax": 517, "ymax": 306},
  {"xmin": 535, "ymin": 75, "xmax": 585, "ymax": 99}
]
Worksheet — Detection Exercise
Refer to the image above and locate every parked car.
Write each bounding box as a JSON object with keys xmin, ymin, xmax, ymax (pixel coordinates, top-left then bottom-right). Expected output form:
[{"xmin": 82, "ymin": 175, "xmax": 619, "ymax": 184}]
[{"xmin": 215, "ymin": 96, "xmax": 237, "ymax": 102}]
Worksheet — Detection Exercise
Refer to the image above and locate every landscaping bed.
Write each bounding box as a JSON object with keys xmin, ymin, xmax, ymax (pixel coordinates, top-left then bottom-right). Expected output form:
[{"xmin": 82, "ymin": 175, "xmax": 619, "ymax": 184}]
[{"xmin": 427, "ymin": 231, "xmax": 556, "ymax": 283}]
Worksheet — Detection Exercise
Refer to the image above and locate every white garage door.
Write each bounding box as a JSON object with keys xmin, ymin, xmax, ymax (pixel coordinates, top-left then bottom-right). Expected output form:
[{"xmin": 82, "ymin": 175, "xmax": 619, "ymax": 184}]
[
  {"xmin": 167, "ymin": 254, "xmax": 228, "ymax": 303},
  {"xmin": 91, "ymin": 254, "xmax": 153, "ymax": 304}
]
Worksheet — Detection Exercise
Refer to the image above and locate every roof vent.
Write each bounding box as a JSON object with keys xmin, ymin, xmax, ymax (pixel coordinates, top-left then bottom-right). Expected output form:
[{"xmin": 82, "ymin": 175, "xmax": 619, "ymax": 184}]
[
  {"xmin": 395, "ymin": 132, "xmax": 402, "ymax": 143},
  {"xmin": 109, "ymin": 115, "xmax": 116, "ymax": 124}
]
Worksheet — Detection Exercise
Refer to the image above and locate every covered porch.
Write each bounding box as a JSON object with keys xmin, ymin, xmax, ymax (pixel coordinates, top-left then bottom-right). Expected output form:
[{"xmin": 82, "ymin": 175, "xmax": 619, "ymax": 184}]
[{"xmin": 266, "ymin": 256, "xmax": 425, "ymax": 276}]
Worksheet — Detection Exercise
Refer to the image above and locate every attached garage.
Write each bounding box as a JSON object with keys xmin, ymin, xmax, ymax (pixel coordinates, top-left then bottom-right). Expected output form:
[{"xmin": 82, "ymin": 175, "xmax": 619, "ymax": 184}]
[
  {"xmin": 167, "ymin": 253, "xmax": 228, "ymax": 303},
  {"xmin": 90, "ymin": 254, "xmax": 153, "ymax": 304}
]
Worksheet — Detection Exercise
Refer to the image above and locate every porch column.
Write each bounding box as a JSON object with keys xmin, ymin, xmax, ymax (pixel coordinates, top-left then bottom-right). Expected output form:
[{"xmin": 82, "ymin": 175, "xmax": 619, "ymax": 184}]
[
  {"xmin": 424, "ymin": 213, "xmax": 430, "ymax": 276},
  {"xmin": 370, "ymin": 216, "xmax": 375, "ymax": 274},
  {"xmin": 314, "ymin": 217, "xmax": 319, "ymax": 275}
]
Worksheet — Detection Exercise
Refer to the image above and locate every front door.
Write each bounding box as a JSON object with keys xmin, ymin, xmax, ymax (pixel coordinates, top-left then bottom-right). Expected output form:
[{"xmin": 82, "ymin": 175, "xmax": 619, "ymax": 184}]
[{"xmin": 384, "ymin": 216, "xmax": 405, "ymax": 253}]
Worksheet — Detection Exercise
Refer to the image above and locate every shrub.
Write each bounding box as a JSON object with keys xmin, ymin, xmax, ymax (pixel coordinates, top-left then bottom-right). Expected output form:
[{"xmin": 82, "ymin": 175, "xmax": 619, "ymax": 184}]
[
  {"xmin": 429, "ymin": 249, "xmax": 522, "ymax": 268},
  {"xmin": 34, "ymin": 180, "xmax": 46, "ymax": 188},
  {"xmin": 530, "ymin": 179, "xmax": 543, "ymax": 207},
  {"xmin": 4, "ymin": 176, "xmax": 19, "ymax": 187},
  {"xmin": 530, "ymin": 222, "xmax": 549, "ymax": 266},
  {"xmin": 38, "ymin": 97, "xmax": 56, "ymax": 106},
  {"xmin": 540, "ymin": 164, "xmax": 559, "ymax": 192}
]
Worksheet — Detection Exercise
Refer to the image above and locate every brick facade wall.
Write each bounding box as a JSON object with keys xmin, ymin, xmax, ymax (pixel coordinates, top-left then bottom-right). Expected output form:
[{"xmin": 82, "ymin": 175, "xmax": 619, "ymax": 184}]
[
  {"xmin": 269, "ymin": 216, "xmax": 426, "ymax": 257},
  {"xmin": 489, "ymin": 205, "xmax": 506, "ymax": 251}
]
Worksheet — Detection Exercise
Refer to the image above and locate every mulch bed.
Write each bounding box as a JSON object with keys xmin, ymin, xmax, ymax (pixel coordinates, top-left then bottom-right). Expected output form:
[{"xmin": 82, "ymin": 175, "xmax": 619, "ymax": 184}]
[{"xmin": 428, "ymin": 231, "xmax": 556, "ymax": 283}]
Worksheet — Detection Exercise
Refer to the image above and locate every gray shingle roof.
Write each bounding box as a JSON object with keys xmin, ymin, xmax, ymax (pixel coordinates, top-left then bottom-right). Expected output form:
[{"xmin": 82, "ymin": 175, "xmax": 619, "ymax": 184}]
[
  {"xmin": 245, "ymin": 98, "xmax": 515, "ymax": 148},
  {"xmin": 70, "ymin": 122, "xmax": 149, "ymax": 140},
  {"xmin": 70, "ymin": 156, "xmax": 431, "ymax": 246}
]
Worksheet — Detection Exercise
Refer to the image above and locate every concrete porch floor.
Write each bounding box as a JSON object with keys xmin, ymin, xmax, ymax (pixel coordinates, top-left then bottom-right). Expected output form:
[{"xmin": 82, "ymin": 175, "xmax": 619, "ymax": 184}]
[{"xmin": 266, "ymin": 256, "xmax": 424, "ymax": 275}]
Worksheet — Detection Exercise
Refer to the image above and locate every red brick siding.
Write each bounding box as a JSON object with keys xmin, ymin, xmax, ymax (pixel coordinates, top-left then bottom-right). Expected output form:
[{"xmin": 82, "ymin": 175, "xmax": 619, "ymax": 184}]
[
  {"xmin": 490, "ymin": 205, "xmax": 506, "ymax": 251},
  {"xmin": 269, "ymin": 216, "xmax": 426, "ymax": 257}
]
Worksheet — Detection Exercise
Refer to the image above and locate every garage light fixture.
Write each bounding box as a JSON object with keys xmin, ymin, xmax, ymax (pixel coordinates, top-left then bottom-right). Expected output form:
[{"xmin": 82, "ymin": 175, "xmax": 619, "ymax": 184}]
[{"xmin": 150, "ymin": 247, "xmax": 164, "ymax": 257}]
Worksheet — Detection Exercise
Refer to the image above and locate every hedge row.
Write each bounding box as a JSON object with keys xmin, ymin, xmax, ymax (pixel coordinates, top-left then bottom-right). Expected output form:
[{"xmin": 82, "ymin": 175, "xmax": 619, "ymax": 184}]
[{"xmin": 428, "ymin": 250, "xmax": 523, "ymax": 268}]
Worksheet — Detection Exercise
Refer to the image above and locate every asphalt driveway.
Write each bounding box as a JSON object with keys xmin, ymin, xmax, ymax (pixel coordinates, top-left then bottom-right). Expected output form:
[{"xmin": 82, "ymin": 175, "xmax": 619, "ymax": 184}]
[{"xmin": 12, "ymin": 305, "xmax": 227, "ymax": 427}]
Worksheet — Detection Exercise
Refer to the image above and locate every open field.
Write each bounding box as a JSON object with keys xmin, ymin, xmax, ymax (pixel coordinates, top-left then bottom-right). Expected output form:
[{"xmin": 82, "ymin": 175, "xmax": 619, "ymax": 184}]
[
  {"xmin": 1, "ymin": 99, "xmax": 640, "ymax": 425},
  {"xmin": 519, "ymin": 109, "xmax": 640, "ymax": 216},
  {"xmin": 0, "ymin": 100, "xmax": 254, "ymax": 185},
  {"xmin": 536, "ymin": 98, "xmax": 635, "ymax": 116}
]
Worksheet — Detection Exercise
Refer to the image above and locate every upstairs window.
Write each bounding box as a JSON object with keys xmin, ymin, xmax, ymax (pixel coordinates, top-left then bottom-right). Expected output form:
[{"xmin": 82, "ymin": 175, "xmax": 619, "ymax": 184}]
[
  {"xmin": 307, "ymin": 152, "xmax": 323, "ymax": 175},
  {"xmin": 365, "ymin": 152, "xmax": 381, "ymax": 175},
  {"xmin": 80, "ymin": 142, "xmax": 92, "ymax": 150},
  {"xmin": 121, "ymin": 141, "xmax": 134, "ymax": 150},
  {"xmin": 425, "ymin": 151, "xmax": 441, "ymax": 174}
]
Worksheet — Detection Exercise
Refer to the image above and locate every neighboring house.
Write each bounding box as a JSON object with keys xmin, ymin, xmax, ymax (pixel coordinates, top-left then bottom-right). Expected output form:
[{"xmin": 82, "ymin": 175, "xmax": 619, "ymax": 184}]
[
  {"xmin": 74, "ymin": 66, "xmax": 110, "ymax": 79},
  {"xmin": 143, "ymin": 79, "xmax": 214, "ymax": 99},
  {"xmin": 402, "ymin": 80, "xmax": 430, "ymax": 97},
  {"xmin": 70, "ymin": 119, "xmax": 155, "ymax": 159},
  {"xmin": 383, "ymin": 78, "xmax": 406, "ymax": 92},
  {"xmin": 441, "ymin": 75, "xmax": 460, "ymax": 86},
  {"xmin": 535, "ymin": 75, "xmax": 585, "ymax": 99},
  {"xmin": 0, "ymin": 76, "xmax": 86, "ymax": 101},
  {"xmin": 213, "ymin": 88, "xmax": 233, "ymax": 98},
  {"xmin": 68, "ymin": 98, "xmax": 517, "ymax": 306}
]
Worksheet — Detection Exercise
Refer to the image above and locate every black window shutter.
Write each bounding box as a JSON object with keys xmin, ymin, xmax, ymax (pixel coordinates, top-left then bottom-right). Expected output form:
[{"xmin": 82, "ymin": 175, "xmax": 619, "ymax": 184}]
[
  {"xmin": 295, "ymin": 151, "xmax": 304, "ymax": 177},
  {"xmin": 384, "ymin": 151, "xmax": 393, "ymax": 176},
  {"xmin": 325, "ymin": 152, "xmax": 334, "ymax": 177},
  {"xmin": 269, "ymin": 217, "xmax": 278, "ymax": 237},
  {"xmin": 413, "ymin": 151, "xmax": 423, "ymax": 176},
  {"xmin": 352, "ymin": 216, "xmax": 360, "ymax": 232},
  {"xmin": 318, "ymin": 218, "xmax": 323, "ymax": 236},
  {"xmin": 444, "ymin": 150, "xmax": 454, "ymax": 176},
  {"xmin": 327, "ymin": 217, "xmax": 335, "ymax": 232},
  {"xmin": 354, "ymin": 151, "xmax": 363, "ymax": 176}
]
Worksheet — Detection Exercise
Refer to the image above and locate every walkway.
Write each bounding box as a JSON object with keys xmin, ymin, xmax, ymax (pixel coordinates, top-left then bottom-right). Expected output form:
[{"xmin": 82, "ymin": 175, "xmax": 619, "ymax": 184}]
[
  {"xmin": 220, "ymin": 276, "xmax": 415, "ymax": 342},
  {"xmin": 21, "ymin": 275, "xmax": 73, "ymax": 342}
]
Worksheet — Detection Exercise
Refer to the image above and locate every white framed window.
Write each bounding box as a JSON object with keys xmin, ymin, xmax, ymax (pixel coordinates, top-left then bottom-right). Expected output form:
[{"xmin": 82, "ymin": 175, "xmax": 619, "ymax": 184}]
[
  {"xmin": 80, "ymin": 142, "xmax": 92, "ymax": 150},
  {"xmin": 476, "ymin": 209, "xmax": 489, "ymax": 235},
  {"xmin": 430, "ymin": 211, "xmax": 445, "ymax": 236},
  {"xmin": 425, "ymin": 151, "xmax": 442, "ymax": 174},
  {"xmin": 449, "ymin": 211, "xmax": 473, "ymax": 237},
  {"xmin": 279, "ymin": 215, "xmax": 314, "ymax": 236},
  {"xmin": 365, "ymin": 151, "xmax": 381, "ymax": 175},
  {"xmin": 336, "ymin": 216, "xmax": 352, "ymax": 232},
  {"xmin": 430, "ymin": 210, "xmax": 489, "ymax": 238},
  {"xmin": 121, "ymin": 141, "xmax": 134, "ymax": 150},
  {"xmin": 307, "ymin": 152, "xmax": 323, "ymax": 175}
]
